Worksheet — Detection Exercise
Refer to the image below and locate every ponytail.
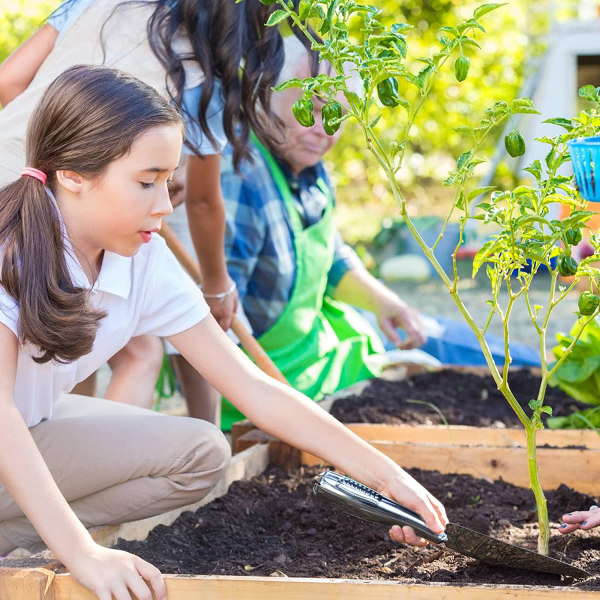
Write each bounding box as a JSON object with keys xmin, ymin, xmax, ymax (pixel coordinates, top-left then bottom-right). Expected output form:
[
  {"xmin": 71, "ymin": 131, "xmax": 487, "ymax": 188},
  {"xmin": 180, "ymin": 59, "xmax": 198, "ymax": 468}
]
[{"xmin": 0, "ymin": 176, "xmax": 105, "ymax": 363}]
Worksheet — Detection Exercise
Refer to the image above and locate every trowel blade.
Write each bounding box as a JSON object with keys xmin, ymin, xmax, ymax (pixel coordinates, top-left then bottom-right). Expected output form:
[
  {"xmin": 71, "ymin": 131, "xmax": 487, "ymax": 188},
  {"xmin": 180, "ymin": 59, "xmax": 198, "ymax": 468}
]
[{"xmin": 445, "ymin": 523, "xmax": 589, "ymax": 578}]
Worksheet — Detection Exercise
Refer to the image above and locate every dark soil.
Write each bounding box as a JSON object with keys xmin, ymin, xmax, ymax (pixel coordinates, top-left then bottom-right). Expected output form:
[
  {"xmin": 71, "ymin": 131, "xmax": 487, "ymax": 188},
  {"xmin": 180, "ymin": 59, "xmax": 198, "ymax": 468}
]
[
  {"xmin": 329, "ymin": 369, "xmax": 588, "ymax": 426},
  {"xmin": 115, "ymin": 465, "xmax": 600, "ymax": 588}
]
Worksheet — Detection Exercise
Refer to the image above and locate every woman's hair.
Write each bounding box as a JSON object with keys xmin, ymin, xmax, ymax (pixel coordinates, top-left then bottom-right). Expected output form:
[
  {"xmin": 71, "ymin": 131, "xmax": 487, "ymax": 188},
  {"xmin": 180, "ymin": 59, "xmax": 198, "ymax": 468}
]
[
  {"xmin": 49, "ymin": 0, "xmax": 318, "ymax": 170},
  {"xmin": 146, "ymin": 0, "xmax": 318, "ymax": 170},
  {"xmin": 0, "ymin": 65, "xmax": 183, "ymax": 364}
]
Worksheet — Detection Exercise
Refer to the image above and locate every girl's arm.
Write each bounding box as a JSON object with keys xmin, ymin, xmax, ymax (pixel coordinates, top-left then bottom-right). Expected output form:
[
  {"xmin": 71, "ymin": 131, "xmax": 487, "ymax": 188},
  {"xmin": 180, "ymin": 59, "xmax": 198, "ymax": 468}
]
[
  {"xmin": 0, "ymin": 324, "xmax": 165, "ymax": 600},
  {"xmin": 333, "ymin": 268, "xmax": 426, "ymax": 349},
  {"xmin": 169, "ymin": 317, "xmax": 448, "ymax": 544},
  {"xmin": 0, "ymin": 24, "xmax": 57, "ymax": 107},
  {"xmin": 185, "ymin": 153, "xmax": 238, "ymax": 330}
]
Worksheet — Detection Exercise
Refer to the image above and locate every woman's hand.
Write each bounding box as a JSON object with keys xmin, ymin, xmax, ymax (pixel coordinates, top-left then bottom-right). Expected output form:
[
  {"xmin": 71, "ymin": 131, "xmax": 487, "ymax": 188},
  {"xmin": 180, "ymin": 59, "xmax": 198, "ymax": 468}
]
[
  {"xmin": 560, "ymin": 504, "xmax": 600, "ymax": 534},
  {"xmin": 374, "ymin": 293, "xmax": 426, "ymax": 350},
  {"xmin": 202, "ymin": 274, "xmax": 239, "ymax": 331},
  {"xmin": 67, "ymin": 544, "xmax": 166, "ymax": 600},
  {"xmin": 380, "ymin": 469, "xmax": 448, "ymax": 546}
]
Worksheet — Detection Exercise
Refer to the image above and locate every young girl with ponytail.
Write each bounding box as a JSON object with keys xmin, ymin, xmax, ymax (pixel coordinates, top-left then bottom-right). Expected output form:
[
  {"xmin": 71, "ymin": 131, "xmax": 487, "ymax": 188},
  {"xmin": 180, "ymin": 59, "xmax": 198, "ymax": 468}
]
[
  {"xmin": 0, "ymin": 65, "xmax": 446, "ymax": 600},
  {"xmin": 0, "ymin": 0, "xmax": 315, "ymax": 408}
]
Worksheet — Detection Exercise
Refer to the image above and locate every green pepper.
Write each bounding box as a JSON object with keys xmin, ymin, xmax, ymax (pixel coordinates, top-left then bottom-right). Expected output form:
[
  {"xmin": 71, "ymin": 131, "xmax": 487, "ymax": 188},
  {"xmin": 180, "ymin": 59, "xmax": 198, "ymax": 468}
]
[
  {"xmin": 292, "ymin": 99, "xmax": 315, "ymax": 128},
  {"xmin": 578, "ymin": 291, "xmax": 600, "ymax": 315},
  {"xmin": 321, "ymin": 101, "xmax": 343, "ymax": 135},
  {"xmin": 377, "ymin": 77, "xmax": 401, "ymax": 108},
  {"xmin": 564, "ymin": 228, "xmax": 583, "ymax": 246},
  {"xmin": 557, "ymin": 254, "xmax": 578, "ymax": 277},
  {"xmin": 504, "ymin": 131, "xmax": 526, "ymax": 158},
  {"xmin": 454, "ymin": 56, "xmax": 470, "ymax": 82}
]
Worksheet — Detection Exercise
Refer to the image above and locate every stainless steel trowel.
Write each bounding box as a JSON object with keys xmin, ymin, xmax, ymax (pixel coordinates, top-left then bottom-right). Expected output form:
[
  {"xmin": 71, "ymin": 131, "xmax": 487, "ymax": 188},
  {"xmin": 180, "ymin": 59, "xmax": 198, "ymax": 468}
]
[{"xmin": 313, "ymin": 471, "xmax": 588, "ymax": 579}]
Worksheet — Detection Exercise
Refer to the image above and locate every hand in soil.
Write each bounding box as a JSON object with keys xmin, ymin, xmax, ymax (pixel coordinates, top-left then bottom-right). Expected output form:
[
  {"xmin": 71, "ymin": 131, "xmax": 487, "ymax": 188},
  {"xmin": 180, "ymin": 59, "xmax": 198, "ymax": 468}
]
[
  {"xmin": 560, "ymin": 505, "xmax": 600, "ymax": 534},
  {"xmin": 68, "ymin": 544, "xmax": 166, "ymax": 600}
]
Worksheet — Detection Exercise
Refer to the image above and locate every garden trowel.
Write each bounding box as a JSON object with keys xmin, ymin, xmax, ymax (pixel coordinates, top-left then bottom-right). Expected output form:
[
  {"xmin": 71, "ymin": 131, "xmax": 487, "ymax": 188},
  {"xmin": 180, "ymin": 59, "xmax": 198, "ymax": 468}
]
[{"xmin": 313, "ymin": 471, "xmax": 588, "ymax": 579}]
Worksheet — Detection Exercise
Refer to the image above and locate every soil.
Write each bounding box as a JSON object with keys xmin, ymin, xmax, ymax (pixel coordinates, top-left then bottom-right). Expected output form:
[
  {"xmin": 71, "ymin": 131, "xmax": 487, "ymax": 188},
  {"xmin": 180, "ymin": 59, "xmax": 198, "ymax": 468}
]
[
  {"xmin": 115, "ymin": 465, "xmax": 600, "ymax": 589},
  {"xmin": 329, "ymin": 368, "xmax": 588, "ymax": 427}
]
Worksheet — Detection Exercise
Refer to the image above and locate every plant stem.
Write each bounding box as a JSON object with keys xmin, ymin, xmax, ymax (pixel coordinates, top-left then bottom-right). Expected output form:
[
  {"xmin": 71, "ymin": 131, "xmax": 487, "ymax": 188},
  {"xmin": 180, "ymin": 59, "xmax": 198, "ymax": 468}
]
[{"xmin": 526, "ymin": 423, "xmax": 549, "ymax": 554}]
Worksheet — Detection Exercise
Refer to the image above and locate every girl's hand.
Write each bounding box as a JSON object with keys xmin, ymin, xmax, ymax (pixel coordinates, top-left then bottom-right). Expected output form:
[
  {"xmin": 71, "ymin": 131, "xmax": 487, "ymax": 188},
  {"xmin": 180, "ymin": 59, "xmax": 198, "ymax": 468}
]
[
  {"xmin": 375, "ymin": 294, "xmax": 426, "ymax": 350},
  {"xmin": 67, "ymin": 544, "xmax": 166, "ymax": 600},
  {"xmin": 559, "ymin": 505, "xmax": 600, "ymax": 534},
  {"xmin": 381, "ymin": 470, "xmax": 448, "ymax": 547}
]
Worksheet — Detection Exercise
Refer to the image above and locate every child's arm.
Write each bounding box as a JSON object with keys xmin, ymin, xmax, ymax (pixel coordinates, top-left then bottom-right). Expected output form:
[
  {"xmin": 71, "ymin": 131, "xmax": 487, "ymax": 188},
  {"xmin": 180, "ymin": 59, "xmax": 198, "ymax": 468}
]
[
  {"xmin": 333, "ymin": 267, "xmax": 426, "ymax": 349},
  {"xmin": 0, "ymin": 24, "xmax": 57, "ymax": 107},
  {"xmin": 169, "ymin": 317, "xmax": 448, "ymax": 544},
  {"xmin": 0, "ymin": 324, "xmax": 166, "ymax": 600},
  {"xmin": 185, "ymin": 153, "xmax": 238, "ymax": 330}
]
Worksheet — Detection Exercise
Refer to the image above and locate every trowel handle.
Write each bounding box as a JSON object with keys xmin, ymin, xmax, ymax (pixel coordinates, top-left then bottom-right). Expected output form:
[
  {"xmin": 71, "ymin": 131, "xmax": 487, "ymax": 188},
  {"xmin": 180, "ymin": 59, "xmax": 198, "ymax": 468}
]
[{"xmin": 313, "ymin": 471, "xmax": 447, "ymax": 544}]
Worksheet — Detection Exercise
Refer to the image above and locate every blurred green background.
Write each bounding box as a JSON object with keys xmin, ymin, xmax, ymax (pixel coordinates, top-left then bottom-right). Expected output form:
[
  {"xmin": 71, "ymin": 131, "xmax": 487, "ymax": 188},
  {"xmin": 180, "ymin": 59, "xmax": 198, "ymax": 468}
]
[{"xmin": 1, "ymin": 0, "xmax": 540, "ymax": 244}]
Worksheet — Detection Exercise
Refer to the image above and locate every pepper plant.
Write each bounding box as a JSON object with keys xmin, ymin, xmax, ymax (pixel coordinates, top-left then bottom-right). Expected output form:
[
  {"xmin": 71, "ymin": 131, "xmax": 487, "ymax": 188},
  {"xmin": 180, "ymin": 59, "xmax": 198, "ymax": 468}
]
[{"xmin": 247, "ymin": 0, "xmax": 600, "ymax": 555}]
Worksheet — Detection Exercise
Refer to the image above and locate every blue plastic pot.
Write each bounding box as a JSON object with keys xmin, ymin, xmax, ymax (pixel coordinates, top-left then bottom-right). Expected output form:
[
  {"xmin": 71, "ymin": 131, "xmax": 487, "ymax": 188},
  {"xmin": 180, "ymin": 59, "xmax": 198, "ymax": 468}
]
[{"xmin": 569, "ymin": 136, "xmax": 600, "ymax": 201}]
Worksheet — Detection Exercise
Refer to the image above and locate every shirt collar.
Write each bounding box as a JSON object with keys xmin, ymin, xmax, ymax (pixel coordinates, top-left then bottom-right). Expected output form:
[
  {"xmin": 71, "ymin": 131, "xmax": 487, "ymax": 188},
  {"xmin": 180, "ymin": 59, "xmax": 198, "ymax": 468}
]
[
  {"xmin": 275, "ymin": 157, "xmax": 323, "ymax": 192},
  {"xmin": 45, "ymin": 188, "xmax": 133, "ymax": 299}
]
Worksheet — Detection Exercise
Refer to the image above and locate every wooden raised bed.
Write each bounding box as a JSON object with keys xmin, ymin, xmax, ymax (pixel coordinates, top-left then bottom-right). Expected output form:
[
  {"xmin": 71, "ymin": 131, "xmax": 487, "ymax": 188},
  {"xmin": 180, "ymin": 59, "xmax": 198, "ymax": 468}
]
[
  {"xmin": 1, "ymin": 442, "xmax": 599, "ymax": 599},
  {"xmin": 1, "ymin": 572, "xmax": 599, "ymax": 599},
  {"xmin": 232, "ymin": 365, "xmax": 600, "ymax": 494}
]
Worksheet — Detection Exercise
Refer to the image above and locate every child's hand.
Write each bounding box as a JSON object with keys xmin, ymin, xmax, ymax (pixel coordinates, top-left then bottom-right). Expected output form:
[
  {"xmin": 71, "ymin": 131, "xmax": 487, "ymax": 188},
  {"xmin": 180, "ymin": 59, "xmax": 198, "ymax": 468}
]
[
  {"xmin": 559, "ymin": 504, "xmax": 600, "ymax": 534},
  {"xmin": 381, "ymin": 470, "xmax": 448, "ymax": 547},
  {"xmin": 67, "ymin": 544, "xmax": 166, "ymax": 600}
]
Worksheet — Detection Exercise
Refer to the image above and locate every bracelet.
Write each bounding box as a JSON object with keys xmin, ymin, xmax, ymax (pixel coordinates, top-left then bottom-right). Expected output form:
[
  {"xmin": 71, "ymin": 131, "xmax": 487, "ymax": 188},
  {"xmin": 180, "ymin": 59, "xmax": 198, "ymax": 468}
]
[{"xmin": 202, "ymin": 281, "xmax": 237, "ymax": 303}]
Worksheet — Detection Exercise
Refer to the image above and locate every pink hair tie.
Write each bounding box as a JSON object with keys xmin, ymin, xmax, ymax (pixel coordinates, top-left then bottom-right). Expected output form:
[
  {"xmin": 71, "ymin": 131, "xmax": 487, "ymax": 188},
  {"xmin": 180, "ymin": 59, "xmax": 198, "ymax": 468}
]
[{"xmin": 20, "ymin": 167, "xmax": 47, "ymax": 185}]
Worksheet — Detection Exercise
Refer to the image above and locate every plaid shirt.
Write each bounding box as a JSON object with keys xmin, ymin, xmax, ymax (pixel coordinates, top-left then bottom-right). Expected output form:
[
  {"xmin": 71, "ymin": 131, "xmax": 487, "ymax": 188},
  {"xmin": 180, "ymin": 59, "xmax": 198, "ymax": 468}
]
[{"xmin": 222, "ymin": 144, "xmax": 364, "ymax": 337}]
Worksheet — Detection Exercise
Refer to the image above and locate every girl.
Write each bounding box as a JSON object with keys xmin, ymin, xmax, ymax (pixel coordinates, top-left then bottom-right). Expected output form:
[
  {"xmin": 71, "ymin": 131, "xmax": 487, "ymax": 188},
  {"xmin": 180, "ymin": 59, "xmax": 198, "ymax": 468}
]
[
  {"xmin": 0, "ymin": 65, "xmax": 447, "ymax": 600},
  {"xmin": 0, "ymin": 0, "xmax": 312, "ymax": 406}
]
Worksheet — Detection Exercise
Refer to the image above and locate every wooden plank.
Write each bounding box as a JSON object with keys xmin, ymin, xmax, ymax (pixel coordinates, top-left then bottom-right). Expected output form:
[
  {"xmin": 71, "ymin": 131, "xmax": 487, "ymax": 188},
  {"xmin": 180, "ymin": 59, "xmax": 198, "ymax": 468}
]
[
  {"xmin": 51, "ymin": 574, "xmax": 599, "ymax": 599},
  {"xmin": 0, "ymin": 567, "xmax": 55, "ymax": 600},
  {"xmin": 301, "ymin": 442, "xmax": 600, "ymax": 494},
  {"xmin": 89, "ymin": 443, "xmax": 269, "ymax": 547},
  {"xmin": 344, "ymin": 423, "xmax": 600, "ymax": 449}
]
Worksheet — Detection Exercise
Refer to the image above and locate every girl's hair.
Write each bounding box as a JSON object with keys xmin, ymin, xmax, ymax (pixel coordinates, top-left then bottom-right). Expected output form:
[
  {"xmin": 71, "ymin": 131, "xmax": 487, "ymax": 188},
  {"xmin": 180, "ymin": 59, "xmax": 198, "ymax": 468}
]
[{"xmin": 0, "ymin": 65, "xmax": 183, "ymax": 364}]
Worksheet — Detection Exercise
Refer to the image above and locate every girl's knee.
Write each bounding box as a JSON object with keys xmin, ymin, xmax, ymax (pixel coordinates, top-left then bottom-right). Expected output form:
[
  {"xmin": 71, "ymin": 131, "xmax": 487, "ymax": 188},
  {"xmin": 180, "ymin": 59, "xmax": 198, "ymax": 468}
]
[{"xmin": 181, "ymin": 418, "xmax": 231, "ymax": 482}]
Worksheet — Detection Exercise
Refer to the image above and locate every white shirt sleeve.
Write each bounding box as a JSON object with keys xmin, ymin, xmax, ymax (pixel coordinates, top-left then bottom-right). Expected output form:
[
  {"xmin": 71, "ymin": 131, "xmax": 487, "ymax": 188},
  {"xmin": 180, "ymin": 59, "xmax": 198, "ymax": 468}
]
[
  {"xmin": 0, "ymin": 284, "xmax": 19, "ymax": 338},
  {"xmin": 134, "ymin": 236, "xmax": 210, "ymax": 337},
  {"xmin": 181, "ymin": 81, "xmax": 227, "ymax": 156}
]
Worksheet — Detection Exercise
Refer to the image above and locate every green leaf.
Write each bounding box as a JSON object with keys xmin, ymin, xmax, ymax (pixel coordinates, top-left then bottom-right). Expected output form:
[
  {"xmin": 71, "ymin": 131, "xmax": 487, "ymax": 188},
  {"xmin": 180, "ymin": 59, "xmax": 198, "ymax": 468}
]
[
  {"xmin": 510, "ymin": 97, "xmax": 540, "ymax": 115},
  {"xmin": 468, "ymin": 186, "xmax": 496, "ymax": 201},
  {"xmin": 473, "ymin": 3, "xmax": 506, "ymax": 19},
  {"xmin": 579, "ymin": 84, "xmax": 599, "ymax": 103},
  {"xmin": 473, "ymin": 238, "xmax": 501, "ymax": 277},
  {"xmin": 273, "ymin": 78, "xmax": 303, "ymax": 92},
  {"xmin": 369, "ymin": 114, "xmax": 382, "ymax": 129},
  {"xmin": 298, "ymin": 0, "xmax": 310, "ymax": 20},
  {"xmin": 460, "ymin": 36, "xmax": 481, "ymax": 49},
  {"xmin": 524, "ymin": 160, "xmax": 542, "ymax": 182},
  {"xmin": 266, "ymin": 9, "xmax": 289, "ymax": 26},
  {"xmin": 457, "ymin": 150, "xmax": 473, "ymax": 170},
  {"xmin": 543, "ymin": 117, "xmax": 574, "ymax": 131},
  {"xmin": 416, "ymin": 64, "xmax": 435, "ymax": 91}
]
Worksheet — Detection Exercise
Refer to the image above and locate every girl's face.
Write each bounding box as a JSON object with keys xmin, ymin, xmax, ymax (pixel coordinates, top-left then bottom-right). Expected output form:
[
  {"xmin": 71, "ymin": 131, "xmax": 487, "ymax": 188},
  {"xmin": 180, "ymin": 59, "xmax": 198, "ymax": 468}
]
[{"xmin": 60, "ymin": 124, "xmax": 182, "ymax": 272}]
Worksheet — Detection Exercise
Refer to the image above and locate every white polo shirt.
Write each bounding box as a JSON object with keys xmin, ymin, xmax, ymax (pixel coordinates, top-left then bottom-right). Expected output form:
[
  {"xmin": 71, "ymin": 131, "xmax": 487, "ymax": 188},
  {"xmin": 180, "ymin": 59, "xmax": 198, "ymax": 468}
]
[{"xmin": 0, "ymin": 232, "xmax": 209, "ymax": 428}]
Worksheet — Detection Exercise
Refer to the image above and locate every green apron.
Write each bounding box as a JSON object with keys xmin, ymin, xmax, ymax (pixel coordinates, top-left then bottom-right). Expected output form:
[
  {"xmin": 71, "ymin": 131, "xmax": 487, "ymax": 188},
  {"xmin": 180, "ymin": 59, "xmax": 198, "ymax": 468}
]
[{"xmin": 221, "ymin": 141, "xmax": 387, "ymax": 430}]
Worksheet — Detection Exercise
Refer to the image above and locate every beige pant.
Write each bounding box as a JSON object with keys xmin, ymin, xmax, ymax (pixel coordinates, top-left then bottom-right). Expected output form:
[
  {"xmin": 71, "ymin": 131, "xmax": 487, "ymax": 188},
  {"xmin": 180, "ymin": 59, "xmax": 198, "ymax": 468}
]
[{"xmin": 0, "ymin": 394, "xmax": 231, "ymax": 552}]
